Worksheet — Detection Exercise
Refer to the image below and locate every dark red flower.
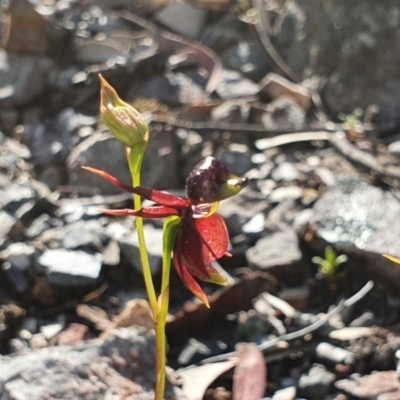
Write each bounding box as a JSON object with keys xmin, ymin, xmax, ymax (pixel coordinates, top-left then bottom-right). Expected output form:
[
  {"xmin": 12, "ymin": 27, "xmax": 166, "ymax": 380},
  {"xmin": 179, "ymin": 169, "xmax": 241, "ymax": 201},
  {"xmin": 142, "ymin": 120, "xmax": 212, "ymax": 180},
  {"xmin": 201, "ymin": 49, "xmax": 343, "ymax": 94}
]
[{"xmin": 83, "ymin": 157, "xmax": 248, "ymax": 307}]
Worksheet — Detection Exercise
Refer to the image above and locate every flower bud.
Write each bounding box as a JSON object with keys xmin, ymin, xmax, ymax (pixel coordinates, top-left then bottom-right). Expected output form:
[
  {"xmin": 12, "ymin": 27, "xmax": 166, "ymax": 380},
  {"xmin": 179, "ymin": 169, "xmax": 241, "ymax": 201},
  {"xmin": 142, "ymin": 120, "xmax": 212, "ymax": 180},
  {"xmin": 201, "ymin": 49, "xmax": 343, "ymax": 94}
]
[
  {"xmin": 186, "ymin": 157, "xmax": 248, "ymax": 204},
  {"xmin": 99, "ymin": 74, "xmax": 149, "ymax": 148}
]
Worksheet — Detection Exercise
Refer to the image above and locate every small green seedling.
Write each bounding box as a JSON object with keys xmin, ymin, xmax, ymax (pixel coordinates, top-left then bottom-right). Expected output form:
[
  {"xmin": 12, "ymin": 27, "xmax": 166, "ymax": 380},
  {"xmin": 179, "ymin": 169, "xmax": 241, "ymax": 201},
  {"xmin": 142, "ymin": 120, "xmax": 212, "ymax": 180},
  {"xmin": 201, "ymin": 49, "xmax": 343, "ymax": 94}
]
[
  {"xmin": 338, "ymin": 108, "xmax": 364, "ymax": 132},
  {"xmin": 312, "ymin": 246, "xmax": 348, "ymax": 280}
]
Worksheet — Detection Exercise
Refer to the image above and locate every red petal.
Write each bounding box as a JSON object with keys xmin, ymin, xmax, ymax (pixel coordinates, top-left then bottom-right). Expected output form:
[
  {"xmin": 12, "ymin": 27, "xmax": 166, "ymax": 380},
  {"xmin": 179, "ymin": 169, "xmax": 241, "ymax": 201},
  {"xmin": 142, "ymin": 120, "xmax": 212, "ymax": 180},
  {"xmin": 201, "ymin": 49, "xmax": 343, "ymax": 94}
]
[
  {"xmin": 82, "ymin": 166, "xmax": 189, "ymax": 208},
  {"xmin": 193, "ymin": 214, "xmax": 229, "ymax": 260},
  {"xmin": 102, "ymin": 206, "xmax": 179, "ymax": 218},
  {"xmin": 133, "ymin": 187, "xmax": 190, "ymax": 209},
  {"xmin": 173, "ymin": 250, "xmax": 210, "ymax": 308},
  {"xmin": 176, "ymin": 213, "xmax": 229, "ymax": 280},
  {"xmin": 82, "ymin": 166, "xmax": 136, "ymax": 193}
]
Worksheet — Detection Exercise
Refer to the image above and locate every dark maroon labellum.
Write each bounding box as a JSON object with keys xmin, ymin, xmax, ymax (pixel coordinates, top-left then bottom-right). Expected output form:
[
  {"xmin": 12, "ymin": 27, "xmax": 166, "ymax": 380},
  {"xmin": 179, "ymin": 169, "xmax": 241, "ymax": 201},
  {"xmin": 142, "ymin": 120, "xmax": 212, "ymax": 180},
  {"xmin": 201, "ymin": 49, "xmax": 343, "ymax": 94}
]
[{"xmin": 186, "ymin": 157, "xmax": 248, "ymax": 204}]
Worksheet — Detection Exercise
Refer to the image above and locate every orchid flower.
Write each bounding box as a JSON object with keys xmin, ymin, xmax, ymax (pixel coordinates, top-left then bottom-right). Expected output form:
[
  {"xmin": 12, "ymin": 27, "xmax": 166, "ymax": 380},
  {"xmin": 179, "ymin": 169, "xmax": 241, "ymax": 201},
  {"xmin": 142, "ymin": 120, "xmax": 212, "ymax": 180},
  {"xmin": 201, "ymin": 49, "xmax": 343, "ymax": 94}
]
[{"xmin": 83, "ymin": 157, "xmax": 248, "ymax": 307}]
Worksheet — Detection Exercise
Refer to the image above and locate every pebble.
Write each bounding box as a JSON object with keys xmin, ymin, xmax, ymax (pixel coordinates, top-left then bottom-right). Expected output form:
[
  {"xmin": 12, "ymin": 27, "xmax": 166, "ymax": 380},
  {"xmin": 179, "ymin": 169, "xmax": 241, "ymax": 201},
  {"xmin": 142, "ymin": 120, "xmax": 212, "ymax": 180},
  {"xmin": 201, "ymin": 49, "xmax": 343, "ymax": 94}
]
[
  {"xmin": 155, "ymin": 0, "xmax": 206, "ymax": 38},
  {"xmin": 298, "ymin": 364, "xmax": 336, "ymax": 399},
  {"xmin": 271, "ymin": 162, "xmax": 299, "ymax": 182},
  {"xmin": 246, "ymin": 229, "xmax": 302, "ymax": 271},
  {"xmin": 36, "ymin": 249, "xmax": 103, "ymax": 286},
  {"xmin": 62, "ymin": 220, "xmax": 105, "ymax": 250}
]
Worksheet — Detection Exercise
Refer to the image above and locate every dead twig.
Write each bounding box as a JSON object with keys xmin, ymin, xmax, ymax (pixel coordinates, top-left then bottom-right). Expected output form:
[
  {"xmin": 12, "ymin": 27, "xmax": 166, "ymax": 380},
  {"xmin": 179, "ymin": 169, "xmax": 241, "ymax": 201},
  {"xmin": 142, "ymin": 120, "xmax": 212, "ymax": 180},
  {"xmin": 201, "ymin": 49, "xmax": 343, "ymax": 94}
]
[
  {"xmin": 252, "ymin": 0, "xmax": 299, "ymax": 83},
  {"xmin": 330, "ymin": 131, "xmax": 400, "ymax": 181},
  {"xmin": 200, "ymin": 281, "xmax": 374, "ymax": 364},
  {"xmin": 255, "ymin": 131, "xmax": 330, "ymax": 150}
]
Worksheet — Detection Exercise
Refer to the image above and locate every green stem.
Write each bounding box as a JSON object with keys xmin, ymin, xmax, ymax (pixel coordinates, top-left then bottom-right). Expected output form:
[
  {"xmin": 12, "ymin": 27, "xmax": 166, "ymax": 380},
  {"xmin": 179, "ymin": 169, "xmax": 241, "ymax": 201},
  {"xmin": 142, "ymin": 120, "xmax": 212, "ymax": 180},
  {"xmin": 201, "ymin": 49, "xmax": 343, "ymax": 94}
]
[
  {"xmin": 154, "ymin": 216, "xmax": 180, "ymax": 400},
  {"xmin": 128, "ymin": 146, "xmax": 158, "ymax": 318}
]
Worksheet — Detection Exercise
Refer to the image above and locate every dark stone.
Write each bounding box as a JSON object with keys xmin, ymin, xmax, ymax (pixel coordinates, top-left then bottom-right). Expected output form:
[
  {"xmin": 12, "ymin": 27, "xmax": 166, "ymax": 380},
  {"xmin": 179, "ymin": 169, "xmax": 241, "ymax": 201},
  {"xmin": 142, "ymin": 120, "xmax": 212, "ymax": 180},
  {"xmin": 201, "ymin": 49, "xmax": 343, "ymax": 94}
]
[
  {"xmin": 1, "ymin": 265, "xmax": 30, "ymax": 294},
  {"xmin": 218, "ymin": 144, "xmax": 254, "ymax": 177},
  {"xmin": 272, "ymin": 0, "xmax": 400, "ymax": 124},
  {"xmin": 221, "ymin": 40, "xmax": 272, "ymax": 82},
  {"xmin": 297, "ymin": 364, "xmax": 335, "ymax": 399},
  {"xmin": 36, "ymin": 249, "xmax": 103, "ymax": 286}
]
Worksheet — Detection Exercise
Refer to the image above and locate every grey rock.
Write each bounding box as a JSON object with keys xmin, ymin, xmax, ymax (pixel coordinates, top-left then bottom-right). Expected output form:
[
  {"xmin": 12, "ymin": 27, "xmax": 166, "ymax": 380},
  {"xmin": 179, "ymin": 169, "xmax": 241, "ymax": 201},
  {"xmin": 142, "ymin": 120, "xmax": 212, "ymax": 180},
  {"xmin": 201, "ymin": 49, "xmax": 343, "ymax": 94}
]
[
  {"xmin": 117, "ymin": 224, "xmax": 163, "ymax": 275},
  {"xmin": 246, "ymin": 229, "xmax": 302, "ymax": 272},
  {"xmin": 0, "ymin": 242, "xmax": 35, "ymax": 271},
  {"xmin": 0, "ymin": 328, "xmax": 186, "ymax": 400},
  {"xmin": 218, "ymin": 187, "xmax": 270, "ymax": 236},
  {"xmin": 216, "ymin": 70, "xmax": 260, "ymax": 100},
  {"xmin": 0, "ymin": 183, "xmax": 36, "ymax": 213},
  {"xmin": 26, "ymin": 214, "xmax": 53, "ymax": 239},
  {"xmin": 0, "ymin": 49, "xmax": 55, "ymax": 107},
  {"xmin": 309, "ymin": 177, "xmax": 400, "ymax": 285},
  {"xmin": 36, "ymin": 249, "xmax": 103, "ymax": 286},
  {"xmin": 62, "ymin": 220, "xmax": 105, "ymax": 250},
  {"xmin": 272, "ymin": 0, "xmax": 400, "ymax": 124},
  {"xmin": 297, "ymin": 364, "xmax": 335, "ymax": 399},
  {"xmin": 155, "ymin": 0, "xmax": 206, "ymax": 38},
  {"xmin": 1, "ymin": 180, "xmax": 58, "ymax": 220}
]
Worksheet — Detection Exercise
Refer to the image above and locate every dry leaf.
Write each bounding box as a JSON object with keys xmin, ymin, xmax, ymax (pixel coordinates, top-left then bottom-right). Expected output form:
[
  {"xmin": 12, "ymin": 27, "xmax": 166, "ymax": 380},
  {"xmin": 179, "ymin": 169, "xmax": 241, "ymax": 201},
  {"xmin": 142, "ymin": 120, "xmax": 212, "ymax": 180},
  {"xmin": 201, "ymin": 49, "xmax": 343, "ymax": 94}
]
[
  {"xmin": 233, "ymin": 343, "xmax": 266, "ymax": 400},
  {"xmin": 180, "ymin": 360, "xmax": 237, "ymax": 400}
]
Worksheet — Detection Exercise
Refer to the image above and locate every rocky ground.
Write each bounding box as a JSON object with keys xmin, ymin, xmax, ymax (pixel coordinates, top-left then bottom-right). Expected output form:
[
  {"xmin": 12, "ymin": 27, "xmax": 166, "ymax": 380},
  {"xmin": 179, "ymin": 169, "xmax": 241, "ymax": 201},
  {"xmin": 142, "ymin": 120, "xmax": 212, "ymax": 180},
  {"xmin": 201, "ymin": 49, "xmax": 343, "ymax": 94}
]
[{"xmin": 1, "ymin": 0, "xmax": 400, "ymax": 399}]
